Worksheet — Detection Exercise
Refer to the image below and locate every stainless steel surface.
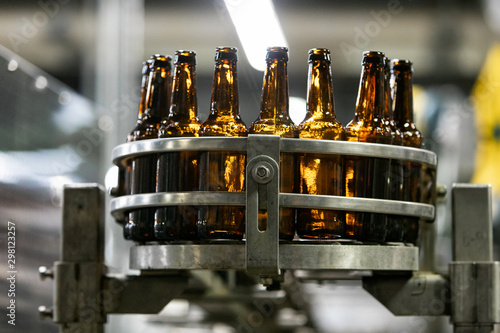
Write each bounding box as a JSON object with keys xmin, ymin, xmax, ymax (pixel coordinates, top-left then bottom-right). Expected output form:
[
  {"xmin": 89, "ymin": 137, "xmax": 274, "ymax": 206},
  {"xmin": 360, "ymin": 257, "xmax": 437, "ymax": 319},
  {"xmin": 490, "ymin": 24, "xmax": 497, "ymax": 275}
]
[
  {"xmin": 111, "ymin": 136, "xmax": 438, "ymax": 167},
  {"xmin": 450, "ymin": 262, "xmax": 500, "ymax": 325},
  {"xmin": 281, "ymin": 193, "xmax": 435, "ymax": 220},
  {"xmin": 110, "ymin": 192, "xmax": 435, "ymax": 221},
  {"xmin": 452, "ymin": 184, "xmax": 493, "ymax": 262},
  {"xmin": 363, "ymin": 272, "xmax": 450, "ymax": 316},
  {"xmin": 129, "ymin": 243, "xmax": 419, "ymax": 271},
  {"xmin": 281, "ymin": 138, "xmax": 438, "ymax": 165},
  {"xmin": 102, "ymin": 274, "xmax": 188, "ymax": 314},
  {"xmin": 449, "ymin": 184, "xmax": 499, "ymax": 333},
  {"xmin": 112, "ymin": 137, "xmax": 248, "ymax": 167},
  {"xmin": 246, "ymin": 135, "xmax": 282, "ymax": 278}
]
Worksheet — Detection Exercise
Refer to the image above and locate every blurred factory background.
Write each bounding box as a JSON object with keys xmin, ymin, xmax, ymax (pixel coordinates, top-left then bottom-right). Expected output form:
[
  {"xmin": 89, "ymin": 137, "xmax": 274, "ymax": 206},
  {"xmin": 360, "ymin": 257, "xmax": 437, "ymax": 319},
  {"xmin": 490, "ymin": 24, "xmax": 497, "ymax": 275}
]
[{"xmin": 0, "ymin": 0, "xmax": 499, "ymax": 332}]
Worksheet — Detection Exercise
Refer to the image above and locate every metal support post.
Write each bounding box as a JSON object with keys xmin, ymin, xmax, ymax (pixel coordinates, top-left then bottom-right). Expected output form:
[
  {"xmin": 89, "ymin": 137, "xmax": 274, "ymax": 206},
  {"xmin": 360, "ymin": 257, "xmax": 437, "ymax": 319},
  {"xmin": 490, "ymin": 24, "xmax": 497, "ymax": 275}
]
[
  {"xmin": 39, "ymin": 184, "xmax": 189, "ymax": 333},
  {"xmin": 450, "ymin": 184, "xmax": 498, "ymax": 333}
]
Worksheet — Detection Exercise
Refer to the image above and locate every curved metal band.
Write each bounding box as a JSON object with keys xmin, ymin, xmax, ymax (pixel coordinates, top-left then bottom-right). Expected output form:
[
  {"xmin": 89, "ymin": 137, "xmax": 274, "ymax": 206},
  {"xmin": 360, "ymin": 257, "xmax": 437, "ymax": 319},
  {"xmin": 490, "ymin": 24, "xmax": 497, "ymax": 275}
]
[
  {"xmin": 129, "ymin": 243, "xmax": 418, "ymax": 271},
  {"xmin": 112, "ymin": 137, "xmax": 437, "ymax": 167},
  {"xmin": 280, "ymin": 138, "xmax": 437, "ymax": 165},
  {"xmin": 110, "ymin": 192, "xmax": 435, "ymax": 221}
]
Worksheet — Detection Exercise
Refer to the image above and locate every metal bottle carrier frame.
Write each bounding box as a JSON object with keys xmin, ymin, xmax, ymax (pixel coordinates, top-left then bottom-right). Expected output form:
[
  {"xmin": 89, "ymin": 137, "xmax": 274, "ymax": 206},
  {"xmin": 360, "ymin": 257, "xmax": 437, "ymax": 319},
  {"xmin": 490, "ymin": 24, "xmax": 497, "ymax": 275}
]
[
  {"xmin": 110, "ymin": 135, "xmax": 437, "ymax": 277},
  {"xmin": 39, "ymin": 135, "xmax": 500, "ymax": 333}
]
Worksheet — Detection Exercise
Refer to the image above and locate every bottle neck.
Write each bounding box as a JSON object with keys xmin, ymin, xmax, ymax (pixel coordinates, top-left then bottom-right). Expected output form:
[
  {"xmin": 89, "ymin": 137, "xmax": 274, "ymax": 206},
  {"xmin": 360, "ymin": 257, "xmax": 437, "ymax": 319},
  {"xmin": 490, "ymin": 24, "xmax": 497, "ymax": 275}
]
[
  {"xmin": 355, "ymin": 62, "xmax": 385, "ymax": 121},
  {"xmin": 137, "ymin": 69, "xmax": 150, "ymax": 121},
  {"xmin": 144, "ymin": 67, "xmax": 170, "ymax": 120},
  {"xmin": 170, "ymin": 62, "xmax": 198, "ymax": 121},
  {"xmin": 306, "ymin": 59, "xmax": 336, "ymax": 120},
  {"xmin": 259, "ymin": 58, "xmax": 290, "ymax": 120},
  {"xmin": 209, "ymin": 59, "xmax": 239, "ymax": 118},
  {"xmin": 392, "ymin": 69, "xmax": 414, "ymax": 124},
  {"xmin": 384, "ymin": 68, "xmax": 393, "ymax": 120}
]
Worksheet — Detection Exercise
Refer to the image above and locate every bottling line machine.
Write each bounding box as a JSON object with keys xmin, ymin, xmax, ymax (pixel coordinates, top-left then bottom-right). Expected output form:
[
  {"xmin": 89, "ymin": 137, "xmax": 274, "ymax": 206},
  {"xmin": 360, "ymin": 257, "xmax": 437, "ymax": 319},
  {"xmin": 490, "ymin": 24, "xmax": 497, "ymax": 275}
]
[{"xmin": 38, "ymin": 135, "xmax": 499, "ymax": 332}]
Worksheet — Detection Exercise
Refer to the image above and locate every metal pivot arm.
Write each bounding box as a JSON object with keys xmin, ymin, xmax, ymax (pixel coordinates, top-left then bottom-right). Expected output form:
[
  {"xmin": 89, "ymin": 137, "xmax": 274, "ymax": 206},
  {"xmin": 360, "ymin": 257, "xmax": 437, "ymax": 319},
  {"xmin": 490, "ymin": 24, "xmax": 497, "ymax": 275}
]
[
  {"xmin": 39, "ymin": 184, "xmax": 188, "ymax": 333},
  {"xmin": 246, "ymin": 135, "xmax": 282, "ymax": 284}
]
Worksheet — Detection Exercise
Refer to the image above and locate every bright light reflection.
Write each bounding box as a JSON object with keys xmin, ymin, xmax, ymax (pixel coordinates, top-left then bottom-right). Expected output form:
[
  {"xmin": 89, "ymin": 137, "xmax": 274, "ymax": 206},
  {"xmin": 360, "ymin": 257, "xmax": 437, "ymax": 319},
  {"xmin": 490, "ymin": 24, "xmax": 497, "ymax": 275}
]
[
  {"xmin": 289, "ymin": 96, "xmax": 306, "ymax": 125},
  {"xmin": 224, "ymin": 0, "xmax": 288, "ymax": 71}
]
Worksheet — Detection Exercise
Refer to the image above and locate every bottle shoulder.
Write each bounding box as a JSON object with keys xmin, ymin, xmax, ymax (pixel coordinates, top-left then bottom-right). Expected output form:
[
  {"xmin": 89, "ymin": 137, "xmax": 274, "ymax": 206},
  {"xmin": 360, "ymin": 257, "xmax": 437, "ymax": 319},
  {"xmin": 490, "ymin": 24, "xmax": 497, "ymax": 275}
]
[
  {"xmin": 298, "ymin": 117, "xmax": 345, "ymax": 140},
  {"xmin": 158, "ymin": 120, "xmax": 201, "ymax": 138},
  {"xmin": 200, "ymin": 116, "xmax": 248, "ymax": 137},
  {"xmin": 249, "ymin": 119, "xmax": 298, "ymax": 138},
  {"xmin": 400, "ymin": 122, "xmax": 423, "ymax": 147},
  {"xmin": 345, "ymin": 117, "xmax": 392, "ymax": 143}
]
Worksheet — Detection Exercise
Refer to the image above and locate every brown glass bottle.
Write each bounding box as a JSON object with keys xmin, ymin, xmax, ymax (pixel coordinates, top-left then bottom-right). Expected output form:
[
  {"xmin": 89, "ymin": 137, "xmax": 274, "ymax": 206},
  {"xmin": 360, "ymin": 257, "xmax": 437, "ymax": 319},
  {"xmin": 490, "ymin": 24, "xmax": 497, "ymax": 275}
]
[
  {"xmin": 391, "ymin": 59, "xmax": 422, "ymax": 244},
  {"xmin": 345, "ymin": 51, "xmax": 392, "ymax": 242},
  {"xmin": 118, "ymin": 59, "xmax": 153, "ymax": 201},
  {"xmin": 249, "ymin": 46, "xmax": 298, "ymax": 241},
  {"xmin": 297, "ymin": 48, "xmax": 346, "ymax": 239},
  {"xmin": 384, "ymin": 57, "xmax": 405, "ymax": 242},
  {"xmin": 155, "ymin": 50, "xmax": 201, "ymax": 241},
  {"xmin": 198, "ymin": 47, "xmax": 248, "ymax": 240},
  {"xmin": 125, "ymin": 55, "xmax": 172, "ymax": 242}
]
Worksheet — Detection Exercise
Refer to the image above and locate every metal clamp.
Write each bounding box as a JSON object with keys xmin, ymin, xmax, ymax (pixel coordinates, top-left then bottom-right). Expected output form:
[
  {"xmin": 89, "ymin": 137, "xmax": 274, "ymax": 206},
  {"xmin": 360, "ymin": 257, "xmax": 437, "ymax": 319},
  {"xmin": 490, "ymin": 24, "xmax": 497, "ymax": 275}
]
[{"xmin": 246, "ymin": 135, "xmax": 281, "ymax": 281}]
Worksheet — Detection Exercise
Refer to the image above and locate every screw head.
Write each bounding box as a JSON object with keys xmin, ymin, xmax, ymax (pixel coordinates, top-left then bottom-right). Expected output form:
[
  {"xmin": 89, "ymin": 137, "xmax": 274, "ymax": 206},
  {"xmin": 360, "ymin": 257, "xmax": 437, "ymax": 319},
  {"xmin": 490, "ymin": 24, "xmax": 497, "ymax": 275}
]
[
  {"xmin": 38, "ymin": 305, "xmax": 53, "ymax": 320},
  {"xmin": 251, "ymin": 162, "xmax": 274, "ymax": 184},
  {"xmin": 38, "ymin": 266, "xmax": 54, "ymax": 280}
]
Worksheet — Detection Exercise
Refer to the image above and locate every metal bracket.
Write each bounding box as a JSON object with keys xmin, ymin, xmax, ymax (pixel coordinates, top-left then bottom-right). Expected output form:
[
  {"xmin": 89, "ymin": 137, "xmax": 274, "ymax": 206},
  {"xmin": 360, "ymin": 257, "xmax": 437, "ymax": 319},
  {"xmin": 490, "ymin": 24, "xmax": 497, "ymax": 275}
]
[
  {"xmin": 39, "ymin": 184, "xmax": 188, "ymax": 332},
  {"xmin": 363, "ymin": 272, "xmax": 451, "ymax": 316},
  {"xmin": 246, "ymin": 135, "xmax": 282, "ymax": 281},
  {"xmin": 449, "ymin": 184, "xmax": 499, "ymax": 332}
]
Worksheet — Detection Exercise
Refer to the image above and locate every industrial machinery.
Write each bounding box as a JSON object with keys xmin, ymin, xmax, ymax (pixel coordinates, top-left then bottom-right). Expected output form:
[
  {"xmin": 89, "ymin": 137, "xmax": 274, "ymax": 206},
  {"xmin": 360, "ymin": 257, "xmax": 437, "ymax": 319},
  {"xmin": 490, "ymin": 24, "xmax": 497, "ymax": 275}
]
[{"xmin": 38, "ymin": 135, "xmax": 499, "ymax": 332}]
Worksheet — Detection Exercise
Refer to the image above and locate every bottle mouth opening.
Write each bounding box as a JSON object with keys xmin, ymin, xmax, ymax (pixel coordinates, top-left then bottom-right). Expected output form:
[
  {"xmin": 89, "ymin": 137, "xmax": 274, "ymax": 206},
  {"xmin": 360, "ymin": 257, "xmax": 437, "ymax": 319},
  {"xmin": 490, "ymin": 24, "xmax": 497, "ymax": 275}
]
[
  {"xmin": 142, "ymin": 59, "xmax": 153, "ymax": 74},
  {"xmin": 266, "ymin": 46, "xmax": 289, "ymax": 61},
  {"xmin": 362, "ymin": 51, "xmax": 385, "ymax": 65},
  {"xmin": 150, "ymin": 55, "xmax": 172, "ymax": 70},
  {"xmin": 391, "ymin": 59, "xmax": 413, "ymax": 72},
  {"xmin": 175, "ymin": 50, "xmax": 197, "ymax": 65},
  {"xmin": 308, "ymin": 48, "xmax": 331, "ymax": 62},
  {"xmin": 215, "ymin": 47, "xmax": 238, "ymax": 61}
]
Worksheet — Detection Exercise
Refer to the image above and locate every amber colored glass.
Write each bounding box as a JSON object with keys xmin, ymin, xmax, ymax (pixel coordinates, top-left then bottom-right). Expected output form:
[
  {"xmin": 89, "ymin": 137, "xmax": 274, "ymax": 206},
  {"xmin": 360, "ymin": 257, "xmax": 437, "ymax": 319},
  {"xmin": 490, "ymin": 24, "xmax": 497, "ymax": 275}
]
[
  {"xmin": 249, "ymin": 46, "xmax": 298, "ymax": 241},
  {"xmin": 198, "ymin": 47, "xmax": 248, "ymax": 240},
  {"xmin": 155, "ymin": 50, "xmax": 201, "ymax": 241},
  {"xmin": 125, "ymin": 55, "xmax": 172, "ymax": 242},
  {"xmin": 345, "ymin": 51, "xmax": 392, "ymax": 242},
  {"xmin": 391, "ymin": 59, "xmax": 423, "ymax": 244},
  {"xmin": 118, "ymin": 60, "xmax": 153, "ymax": 202},
  {"xmin": 384, "ymin": 57, "xmax": 405, "ymax": 242},
  {"xmin": 297, "ymin": 48, "xmax": 346, "ymax": 239}
]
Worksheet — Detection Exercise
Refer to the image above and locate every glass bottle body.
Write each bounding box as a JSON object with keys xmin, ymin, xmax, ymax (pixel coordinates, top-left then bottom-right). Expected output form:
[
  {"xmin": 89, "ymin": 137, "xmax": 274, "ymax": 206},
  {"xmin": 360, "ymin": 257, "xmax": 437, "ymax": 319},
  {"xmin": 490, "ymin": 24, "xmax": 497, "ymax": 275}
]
[
  {"xmin": 199, "ymin": 47, "xmax": 248, "ymax": 240},
  {"xmin": 155, "ymin": 51, "xmax": 201, "ymax": 241},
  {"xmin": 249, "ymin": 47, "xmax": 298, "ymax": 241},
  {"xmin": 297, "ymin": 48, "xmax": 346, "ymax": 239},
  {"xmin": 345, "ymin": 51, "xmax": 392, "ymax": 243},
  {"xmin": 125, "ymin": 56, "xmax": 171, "ymax": 242}
]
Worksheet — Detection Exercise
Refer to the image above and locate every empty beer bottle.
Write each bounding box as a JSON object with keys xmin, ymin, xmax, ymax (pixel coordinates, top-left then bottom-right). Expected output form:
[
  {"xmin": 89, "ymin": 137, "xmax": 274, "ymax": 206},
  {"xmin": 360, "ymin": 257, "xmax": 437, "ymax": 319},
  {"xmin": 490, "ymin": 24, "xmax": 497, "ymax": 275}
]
[
  {"xmin": 125, "ymin": 55, "xmax": 172, "ymax": 242},
  {"xmin": 384, "ymin": 57, "xmax": 405, "ymax": 242},
  {"xmin": 297, "ymin": 48, "xmax": 346, "ymax": 239},
  {"xmin": 155, "ymin": 50, "xmax": 201, "ymax": 241},
  {"xmin": 391, "ymin": 59, "xmax": 422, "ymax": 244},
  {"xmin": 249, "ymin": 46, "xmax": 298, "ymax": 241},
  {"xmin": 345, "ymin": 51, "xmax": 392, "ymax": 242},
  {"xmin": 198, "ymin": 47, "xmax": 248, "ymax": 240},
  {"xmin": 118, "ymin": 59, "xmax": 153, "ymax": 201}
]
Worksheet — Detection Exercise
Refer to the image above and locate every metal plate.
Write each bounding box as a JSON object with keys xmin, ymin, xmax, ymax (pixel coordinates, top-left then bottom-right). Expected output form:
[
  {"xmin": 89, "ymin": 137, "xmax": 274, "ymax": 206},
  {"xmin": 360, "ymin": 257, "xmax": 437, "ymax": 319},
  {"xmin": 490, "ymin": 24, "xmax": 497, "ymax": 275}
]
[
  {"xmin": 110, "ymin": 192, "xmax": 435, "ymax": 221},
  {"xmin": 112, "ymin": 137, "xmax": 438, "ymax": 167},
  {"xmin": 129, "ymin": 243, "xmax": 418, "ymax": 271}
]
